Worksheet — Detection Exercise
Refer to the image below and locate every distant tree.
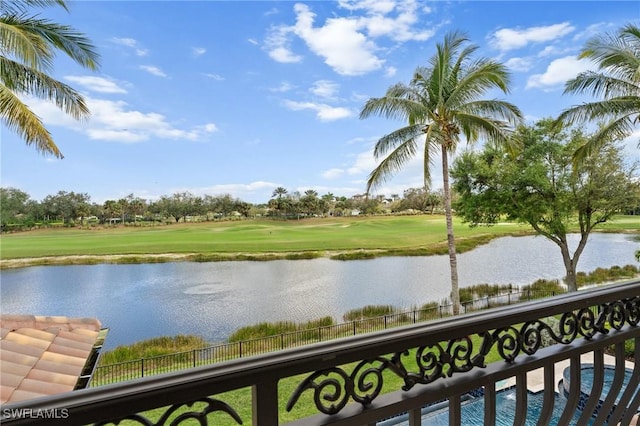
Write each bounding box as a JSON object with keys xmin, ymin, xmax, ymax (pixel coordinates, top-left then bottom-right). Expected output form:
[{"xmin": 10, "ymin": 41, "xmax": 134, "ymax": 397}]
[
  {"xmin": 0, "ymin": 187, "xmax": 31, "ymax": 225},
  {"xmin": 233, "ymin": 200, "xmax": 252, "ymax": 217},
  {"xmin": 452, "ymin": 119, "xmax": 639, "ymax": 291},
  {"xmin": 272, "ymin": 187, "xmax": 287, "ymax": 199},
  {"xmin": 556, "ymin": 23, "xmax": 640, "ymax": 162},
  {"xmin": 360, "ymin": 31, "xmax": 522, "ymax": 313},
  {"xmin": 1, "ymin": 0, "xmax": 100, "ymax": 158},
  {"xmin": 42, "ymin": 190, "xmax": 91, "ymax": 224},
  {"xmin": 103, "ymin": 200, "xmax": 122, "ymax": 223}
]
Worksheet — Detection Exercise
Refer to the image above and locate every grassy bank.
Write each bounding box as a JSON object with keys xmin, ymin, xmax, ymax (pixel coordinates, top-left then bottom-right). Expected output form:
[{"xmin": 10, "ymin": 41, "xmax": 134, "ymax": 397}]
[{"xmin": 2, "ymin": 214, "xmax": 639, "ymax": 268}]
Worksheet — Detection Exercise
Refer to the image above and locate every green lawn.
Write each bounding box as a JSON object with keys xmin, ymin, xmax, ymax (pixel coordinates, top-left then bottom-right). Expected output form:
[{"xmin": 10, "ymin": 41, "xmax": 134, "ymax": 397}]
[{"xmin": 1, "ymin": 215, "xmax": 639, "ymax": 262}]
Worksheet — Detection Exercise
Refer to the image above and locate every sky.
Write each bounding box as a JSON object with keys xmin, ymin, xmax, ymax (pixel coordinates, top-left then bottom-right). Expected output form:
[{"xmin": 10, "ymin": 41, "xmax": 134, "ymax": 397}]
[{"xmin": 2, "ymin": 0, "xmax": 639, "ymax": 205}]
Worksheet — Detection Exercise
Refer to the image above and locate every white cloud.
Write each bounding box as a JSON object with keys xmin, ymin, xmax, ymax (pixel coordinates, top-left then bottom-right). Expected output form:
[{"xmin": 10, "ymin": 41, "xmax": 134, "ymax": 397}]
[
  {"xmin": 204, "ymin": 73, "xmax": 225, "ymax": 81},
  {"xmin": 283, "ymin": 100, "xmax": 353, "ymax": 121},
  {"xmin": 247, "ymin": 38, "xmax": 259, "ymax": 45},
  {"xmin": 64, "ymin": 76, "xmax": 128, "ymax": 94},
  {"xmin": 526, "ymin": 56, "xmax": 592, "ymax": 89},
  {"xmin": 192, "ymin": 47, "xmax": 207, "ymax": 56},
  {"xmin": 139, "ymin": 65, "xmax": 167, "ymax": 78},
  {"xmin": 385, "ymin": 66, "xmax": 397, "ymax": 78},
  {"xmin": 490, "ymin": 22, "xmax": 575, "ymax": 51},
  {"xmin": 310, "ymin": 80, "xmax": 339, "ymax": 98},
  {"xmin": 265, "ymin": 2, "xmax": 435, "ymax": 75},
  {"xmin": 269, "ymin": 81, "xmax": 295, "ymax": 92},
  {"xmin": 111, "ymin": 37, "xmax": 148, "ymax": 56},
  {"xmin": 504, "ymin": 57, "xmax": 532, "ymax": 72},
  {"xmin": 321, "ymin": 168, "xmax": 345, "ymax": 179},
  {"xmin": 291, "ymin": 3, "xmax": 383, "ymax": 76},
  {"xmin": 265, "ymin": 26, "xmax": 303, "ymax": 63},
  {"xmin": 27, "ymin": 96, "xmax": 218, "ymax": 144},
  {"xmin": 338, "ymin": 0, "xmax": 397, "ymax": 14}
]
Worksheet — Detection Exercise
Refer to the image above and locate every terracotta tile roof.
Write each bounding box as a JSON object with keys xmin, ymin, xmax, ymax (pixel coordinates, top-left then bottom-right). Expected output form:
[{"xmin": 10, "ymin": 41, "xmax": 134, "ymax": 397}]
[{"xmin": 0, "ymin": 315, "xmax": 107, "ymax": 404}]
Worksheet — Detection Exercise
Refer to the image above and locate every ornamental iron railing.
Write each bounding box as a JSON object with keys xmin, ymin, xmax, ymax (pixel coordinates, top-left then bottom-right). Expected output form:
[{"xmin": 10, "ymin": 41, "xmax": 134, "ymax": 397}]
[{"xmin": 1, "ymin": 280, "xmax": 638, "ymax": 425}]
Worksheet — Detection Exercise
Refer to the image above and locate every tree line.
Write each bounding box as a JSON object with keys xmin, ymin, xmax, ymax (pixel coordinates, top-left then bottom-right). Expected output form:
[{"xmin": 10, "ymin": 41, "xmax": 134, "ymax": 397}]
[{"xmin": 0, "ymin": 186, "xmax": 447, "ymax": 230}]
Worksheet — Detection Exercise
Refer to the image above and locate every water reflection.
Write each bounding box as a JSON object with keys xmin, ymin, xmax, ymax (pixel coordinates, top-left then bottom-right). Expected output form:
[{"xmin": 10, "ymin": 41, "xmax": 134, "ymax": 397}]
[{"xmin": 1, "ymin": 233, "xmax": 637, "ymax": 348}]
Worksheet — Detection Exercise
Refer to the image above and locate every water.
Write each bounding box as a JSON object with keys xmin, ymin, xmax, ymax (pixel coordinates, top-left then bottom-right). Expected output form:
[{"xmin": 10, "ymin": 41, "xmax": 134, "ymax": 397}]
[
  {"xmin": 564, "ymin": 365, "xmax": 636, "ymax": 405},
  {"xmin": 384, "ymin": 388, "xmax": 583, "ymax": 425},
  {"xmin": 0, "ymin": 233, "xmax": 637, "ymax": 348}
]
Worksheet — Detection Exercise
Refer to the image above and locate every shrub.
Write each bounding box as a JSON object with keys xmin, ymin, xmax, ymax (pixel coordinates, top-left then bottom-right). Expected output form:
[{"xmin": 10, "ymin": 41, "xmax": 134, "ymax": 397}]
[
  {"xmin": 343, "ymin": 305, "xmax": 395, "ymax": 321},
  {"xmin": 99, "ymin": 334, "xmax": 208, "ymax": 364}
]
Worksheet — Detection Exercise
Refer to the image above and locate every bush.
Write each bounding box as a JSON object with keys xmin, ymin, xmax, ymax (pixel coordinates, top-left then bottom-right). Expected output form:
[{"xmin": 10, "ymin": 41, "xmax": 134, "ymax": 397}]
[
  {"xmin": 343, "ymin": 305, "xmax": 395, "ymax": 321},
  {"xmin": 99, "ymin": 334, "xmax": 208, "ymax": 364},
  {"xmin": 228, "ymin": 316, "xmax": 334, "ymax": 342}
]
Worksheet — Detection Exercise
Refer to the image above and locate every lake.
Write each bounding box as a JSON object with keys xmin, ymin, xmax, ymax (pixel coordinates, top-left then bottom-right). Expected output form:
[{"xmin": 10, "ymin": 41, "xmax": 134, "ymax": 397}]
[{"xmin": 1, "ymin": 233, "xmax": 637, "ymax": 349}]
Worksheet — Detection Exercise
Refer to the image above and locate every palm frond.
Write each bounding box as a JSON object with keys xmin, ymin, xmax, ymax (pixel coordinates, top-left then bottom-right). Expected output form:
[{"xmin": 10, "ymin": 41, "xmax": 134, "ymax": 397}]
[
  {"xmin": 580, "ymin": 23, "xmax": 640, "ymax": 81},
  {"xmin": 1, "ymin": 56, "xmax": 89, "ymax": 118},
  {"xmin": 573, "ymin": 116, "xmax": 638, "ymax": 163},
  {"xmin": 447, "ymin": 60, "xmax": 512, "ymax": 108},
  {"xmin": 462, "ymin": 99, "xmax": 523, "ymax": 126},
  {"xmin": 0, "ymin": 15, "xmax": 54, "ymax": 71},
  {"xmin": 11, "ymin": 16, "xmax": 100, "ymax": 70},
  {"xmin": 366, "ymin": 138, "xmax": 419, "ymax": 193},
  {"xmin": 557, "ymin": 97, "xmax": 640, "ymax": 127},
  {"xmin": 564, "ymin": 71, "xmax": 639, "ymax": 99},
  {"xmin": 372, "ymin": 124, "xmax": 425, "ymax": 158},
  {"xmin": 0, "ymin": 83, "xmax": 62, "ymax": 157}
]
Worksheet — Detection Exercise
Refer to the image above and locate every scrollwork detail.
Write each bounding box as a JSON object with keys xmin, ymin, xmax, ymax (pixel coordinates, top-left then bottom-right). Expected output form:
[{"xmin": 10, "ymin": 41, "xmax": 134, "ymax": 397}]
[
  {"xmin": 287, "ymin": 296, "xmax": 639, "ymax": 416},
  {"xmin": 96, "ymin": 397, "xmax": 243, "ymax": 426}
]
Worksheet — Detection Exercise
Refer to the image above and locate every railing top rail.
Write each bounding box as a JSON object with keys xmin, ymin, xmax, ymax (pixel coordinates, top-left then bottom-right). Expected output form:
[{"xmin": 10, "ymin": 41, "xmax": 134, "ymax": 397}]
[{"xmin": 3, "ymin": 279, "xmax": 639, "ymax": 416}]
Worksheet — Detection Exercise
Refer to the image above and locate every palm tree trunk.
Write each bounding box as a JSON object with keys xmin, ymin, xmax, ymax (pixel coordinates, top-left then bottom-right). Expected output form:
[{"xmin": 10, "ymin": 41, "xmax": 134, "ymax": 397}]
[{"xmin": 442, "ymin": 148, "xmax": 461, "ymax": 315}]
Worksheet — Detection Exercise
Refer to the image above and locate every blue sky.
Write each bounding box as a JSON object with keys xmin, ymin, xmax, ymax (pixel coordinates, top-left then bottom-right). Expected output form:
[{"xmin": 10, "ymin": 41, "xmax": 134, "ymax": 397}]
[{"xmin": 2, "ymin": 1, "xmax": 639, "ymax": 204}]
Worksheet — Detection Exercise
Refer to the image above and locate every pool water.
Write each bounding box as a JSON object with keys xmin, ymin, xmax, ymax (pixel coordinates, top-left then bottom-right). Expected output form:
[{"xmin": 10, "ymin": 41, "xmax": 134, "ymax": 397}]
[
  {"xmin": 384, "ymin": 388, "xmax": 583, "ymax": 426},
  {"xmin": 564, "ymin": 365, "xmax": 635, "ymax": 406}
]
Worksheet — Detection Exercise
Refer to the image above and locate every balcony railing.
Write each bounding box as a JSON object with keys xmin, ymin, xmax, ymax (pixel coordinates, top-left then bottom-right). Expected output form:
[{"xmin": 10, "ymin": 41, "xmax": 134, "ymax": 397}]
[{"xmin": 2, "ymin": 280, "xmax": 639, "ymax": 425}]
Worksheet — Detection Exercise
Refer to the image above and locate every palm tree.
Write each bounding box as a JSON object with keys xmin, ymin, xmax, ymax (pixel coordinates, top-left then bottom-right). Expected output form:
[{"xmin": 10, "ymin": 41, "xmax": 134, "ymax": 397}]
[
  {"xmin": 557, "ymin": 23, "xmax": 640, "ymax": 162},
  {"xmin": 360, "ymin": 31, "xmax": 522, "ymax": 314},
  {"xmin": 1, "ymin": 0, "xmax": 100, "ymax": 158},
  {"xmin": 272, "ymin": 187, "xmax": 288, "ymax": 199}
]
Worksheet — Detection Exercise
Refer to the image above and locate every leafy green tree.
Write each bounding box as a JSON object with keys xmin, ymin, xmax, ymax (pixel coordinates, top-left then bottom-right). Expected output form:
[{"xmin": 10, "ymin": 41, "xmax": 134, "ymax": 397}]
[
  {"xmin": 557, "ymin": 23, "xmax": 640, "ymax": 162},
  {"xmin": 0, "ymin": 187, "xmax": 31, "ymax": 225},
  {"xmin": 1, "ymin": 0, "xmax": 100, "ymax": 158},
  {"xmin": 452, "ymin": 119, "xmax": 639, "ymax": 291},
  {"xmin": 42, "ymin": 190, "xmax": 91, "ymax": 224},
  {"xmin": 360, "ymin": 31, "xmax": 522, "ymax": 313}
]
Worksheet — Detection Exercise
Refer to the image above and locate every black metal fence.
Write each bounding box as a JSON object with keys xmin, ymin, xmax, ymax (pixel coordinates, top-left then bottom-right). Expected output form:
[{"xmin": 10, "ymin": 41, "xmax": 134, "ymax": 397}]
[{"xmin": 92, "ymin": 289, "xmax": 557, "ymax": 386}]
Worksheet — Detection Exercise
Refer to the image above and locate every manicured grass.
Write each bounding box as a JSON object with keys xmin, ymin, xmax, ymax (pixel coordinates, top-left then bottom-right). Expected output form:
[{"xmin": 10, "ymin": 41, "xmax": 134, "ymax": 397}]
[
  {"xmin": 1, "ymin": 215, "xmax": 638, "ymax": 265},
  {"xmin": 0, "ymin": 215, "xmax": 525, "ymax": 258}
]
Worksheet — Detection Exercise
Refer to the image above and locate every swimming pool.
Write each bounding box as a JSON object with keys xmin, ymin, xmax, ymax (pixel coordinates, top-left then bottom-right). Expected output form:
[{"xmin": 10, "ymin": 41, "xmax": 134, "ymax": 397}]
[
  {"xmin": 562, "ymin": 364, "xmax": 637, "ymax": 419},
  {"xmin": 380, "ymin": 387, "xmax": 583, "ymax": 426}
]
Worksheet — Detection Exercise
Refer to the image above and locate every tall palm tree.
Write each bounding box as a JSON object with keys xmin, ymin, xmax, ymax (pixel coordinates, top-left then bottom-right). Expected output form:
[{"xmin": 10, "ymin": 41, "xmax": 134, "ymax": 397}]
[
  {"xmin": 272, "ymin": 187, "xmax": 288, "ymax": 199},
  {"xmin": 360, "ymin": 31, "xmax": 522, "ymax": 314},
  {"xmin": 557, "ymin": 23, "xmax": 640, "ymax": 162},
  {"xmin": 1, "ymin": 0, "xmax": 100, "ymax": 158}
]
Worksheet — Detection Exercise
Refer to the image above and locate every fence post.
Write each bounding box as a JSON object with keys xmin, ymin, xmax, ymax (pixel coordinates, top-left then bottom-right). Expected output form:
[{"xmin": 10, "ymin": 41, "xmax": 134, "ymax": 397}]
[
  {"xmin": 353, "ymin": 321, "xmax": 356, "ymax": 335},
  {"xmin": 281, "ymin": 334, "xmax": 284, "ymax": 350},
  {"xmin": 384, "ymin": 315, "xmax": 388, "ymax": 329},
  {"xmin": 239, "ymin": 341, "xmax": 242, "ymax": 358},
  {"xmin": 487, "ymin": 296, "xmax": 490, "ymax": 309},
  {"xmin": 413, "ymin": 310, "xmax": 416, "ymax": 324},
  {"xmin": 193, "ymin": 349, "xmax": 197, "ymax": 368},
  {"xmin": 140, "ymin": 359, "xmax": 144, "ymax": 378}
]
